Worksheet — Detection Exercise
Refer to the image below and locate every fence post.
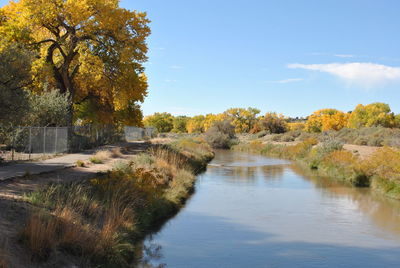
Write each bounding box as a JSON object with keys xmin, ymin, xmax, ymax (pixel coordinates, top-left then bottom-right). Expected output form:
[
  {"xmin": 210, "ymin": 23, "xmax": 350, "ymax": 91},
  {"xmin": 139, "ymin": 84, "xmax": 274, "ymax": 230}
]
[
  {"xmin": 54, "ymin": 127, "xmax": 58, "ymax": 154},
  {"xmin": 43, "ymin": 127, "xmax": 46, "ymax": 155}
]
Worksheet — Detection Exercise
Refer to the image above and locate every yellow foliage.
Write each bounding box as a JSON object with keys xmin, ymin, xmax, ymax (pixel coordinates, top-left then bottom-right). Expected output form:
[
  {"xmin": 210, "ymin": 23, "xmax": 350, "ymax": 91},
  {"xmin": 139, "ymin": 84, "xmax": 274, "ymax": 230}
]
[
  {"xmin": 362, "ymin": 147, "xmax": 400, "ymax": 182},
  {"xmin": 347, "ymin": 103, "xmax": 396, "ymax": 128},
  {"xmin": 186, "ymin": 115, "xmax": 206, "ymax": 133},
  {"xmin": 224, "ymin": 107, "xmax": 260, "ymax": 133},
  {"xmin": 0, "ymin": 0, "xmax": 150, "ymax": 126},
  {"xmin": 305, "ymin": 109, "xmax": 349, "ymax": 132},
  {"xmin": 287, "ymin": 122, "xmax": 305, "ymax": 131}
]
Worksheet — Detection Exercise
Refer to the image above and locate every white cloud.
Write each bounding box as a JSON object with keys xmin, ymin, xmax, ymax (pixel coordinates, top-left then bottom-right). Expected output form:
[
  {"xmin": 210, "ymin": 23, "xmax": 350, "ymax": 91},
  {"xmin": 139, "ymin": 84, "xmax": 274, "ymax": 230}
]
[
  {"xmin": 288, "ymin": 62, "xmax": 400, "ymax": 88},
  {"xmin": 266, "ymin": 78, "xmax": 304, "ymax": 84}
]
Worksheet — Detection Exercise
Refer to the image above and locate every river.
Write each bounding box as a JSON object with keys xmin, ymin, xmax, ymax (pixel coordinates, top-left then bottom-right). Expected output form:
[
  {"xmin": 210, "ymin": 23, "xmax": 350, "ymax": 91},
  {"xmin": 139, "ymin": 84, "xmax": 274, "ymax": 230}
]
[{"xmin": 140, "ymin": 150, "xmax": 400, "ymax": 267}]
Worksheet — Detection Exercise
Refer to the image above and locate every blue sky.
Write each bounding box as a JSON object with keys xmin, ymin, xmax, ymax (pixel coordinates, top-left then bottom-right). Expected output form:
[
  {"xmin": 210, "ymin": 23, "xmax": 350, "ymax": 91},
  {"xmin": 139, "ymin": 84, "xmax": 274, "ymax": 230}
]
[{"xmin": 2, "ymin": 0, "xmax": 400, "ymax": 117}]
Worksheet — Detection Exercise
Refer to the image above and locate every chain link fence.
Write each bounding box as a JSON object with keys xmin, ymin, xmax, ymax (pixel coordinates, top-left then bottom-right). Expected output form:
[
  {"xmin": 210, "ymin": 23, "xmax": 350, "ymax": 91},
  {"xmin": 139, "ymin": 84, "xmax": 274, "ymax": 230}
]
[
  {"xmin": 0, "ymin": 125, "xmax": 122, "ymax": 161},
  {"xmin": 124, "ymin": 126, "xmax": 156, "ymax": 142},
  {"xmin": 0, "ymin": 125, "xmax": 154, "ymax": 161}
]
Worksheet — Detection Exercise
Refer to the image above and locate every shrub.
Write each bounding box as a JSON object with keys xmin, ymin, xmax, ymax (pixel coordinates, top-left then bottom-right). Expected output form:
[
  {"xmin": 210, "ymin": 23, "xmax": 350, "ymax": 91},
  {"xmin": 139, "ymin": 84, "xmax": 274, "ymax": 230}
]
[
  {"xmin": 255, "ymin": 130, "xmax": 268, "ymax": 138},
  {"xmin": 19, "ymin": 214, "xmax": 59, "ymax": 262},
  {"xmin": 90, "ymin": 150, "xmax": 112, "ymax": 164},
  {"xmin": 320, "ymin": 150, "xmax": 368, "ymax": 186},
  {"xmin": 76, "ymin": 160, "xmax": 85, "ymax": 167},
  {"xmin": 110, "ymin": 148, "xmax": 123, "ymax": 158},
  {"xmin": 205, "ymin": 120, "xmax": 236, "ymax": 149},
  {"xmin": 257, "ymin": 112, "xmax": 287, "ymax": 134}
]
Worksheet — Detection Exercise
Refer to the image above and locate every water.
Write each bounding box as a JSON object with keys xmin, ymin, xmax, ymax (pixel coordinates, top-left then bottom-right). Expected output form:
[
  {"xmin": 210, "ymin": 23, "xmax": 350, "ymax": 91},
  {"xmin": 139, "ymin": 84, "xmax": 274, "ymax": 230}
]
[{"xmin": 141, "ymin": 150, "xmax": 400, "ymax": 267}]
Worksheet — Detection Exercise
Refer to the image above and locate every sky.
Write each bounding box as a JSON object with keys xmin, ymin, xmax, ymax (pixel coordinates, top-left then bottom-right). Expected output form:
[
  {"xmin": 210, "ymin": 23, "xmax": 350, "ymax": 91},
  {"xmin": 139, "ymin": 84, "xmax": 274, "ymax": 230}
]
[{"xmin": 2, "ymin": 0, "xmax": 400, "ymax": 117}]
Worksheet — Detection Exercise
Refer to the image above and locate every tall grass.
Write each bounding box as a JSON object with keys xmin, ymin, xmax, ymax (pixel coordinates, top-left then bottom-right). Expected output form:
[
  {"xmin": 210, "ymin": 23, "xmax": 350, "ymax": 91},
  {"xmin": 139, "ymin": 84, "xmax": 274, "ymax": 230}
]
[
  {"xmin": 234, "ymin": 139, "xmax": 400, "ymax": 196},
  {"xmin": 21, "ymin": 138, "xmax": 214, "ymax": 267}
]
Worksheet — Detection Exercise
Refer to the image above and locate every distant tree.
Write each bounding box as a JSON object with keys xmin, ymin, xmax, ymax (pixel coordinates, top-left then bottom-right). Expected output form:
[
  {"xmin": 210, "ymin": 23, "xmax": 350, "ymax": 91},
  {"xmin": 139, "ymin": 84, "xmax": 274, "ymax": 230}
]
[
  {"xmin": 186, "ymin": 115, "xmax": 206, "ymax": 133},
  {"xmin": 305, "ymin": 109, "xmax": 349, "ymax": 132},
  {"xmin": 287, "ymin": 122, "xmax": 306, "ymax": 131},
  {"xmin": 224, "ymin": 107, "xmax": 260, "ymax": 133},
  {"xmin": 347, "ymin": 103, "xmax": 396, "ymax": 128},
  {"xmin": 172, "ymin": 116, "xmax": 189, "ymax": 133},
  {"xmin": 395, "ymin": 114, "xmax": 400, "ymax": 128},
  {"xmin": 143, "ymin": 113, "xmax": 174, "ymax": 133},
  {"xmin": 254, "ymin": 112, "xmax": 287, "ymax": 134},
  {"xmin": 205, "ymin": 120, "xmax": 236, "ymax": 149},
  {"xmin": 202, "ymin": 113, "xmax": 227, "ymax": 132}
]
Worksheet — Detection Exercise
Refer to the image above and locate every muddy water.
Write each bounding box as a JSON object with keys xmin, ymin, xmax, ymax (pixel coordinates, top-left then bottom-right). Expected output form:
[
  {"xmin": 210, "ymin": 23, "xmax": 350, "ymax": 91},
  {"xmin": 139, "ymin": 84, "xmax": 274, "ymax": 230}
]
[{"xmin": 141, "ymin": 150, "xmax": 400, "ymax": 267}]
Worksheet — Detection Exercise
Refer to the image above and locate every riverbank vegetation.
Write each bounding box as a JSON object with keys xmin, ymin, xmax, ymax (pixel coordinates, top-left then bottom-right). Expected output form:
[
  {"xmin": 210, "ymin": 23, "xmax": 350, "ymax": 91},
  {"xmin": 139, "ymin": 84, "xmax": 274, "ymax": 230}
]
[
  {"xmin": 14, "ymin": 138, "xmax": 213, "ymax": 267},
  {"xmin": 144, "ymin": 102, "xmax": 400, "ymax": 137},
  {"xmin": 233, "ymin": 139, "xmax": 400, "ymax": 198}
]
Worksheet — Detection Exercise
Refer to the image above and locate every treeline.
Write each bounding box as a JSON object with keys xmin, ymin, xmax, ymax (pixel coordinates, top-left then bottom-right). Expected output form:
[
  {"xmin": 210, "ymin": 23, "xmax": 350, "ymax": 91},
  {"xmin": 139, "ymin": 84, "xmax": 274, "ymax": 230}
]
[{"xmin": 144, "ymin": 103, "xmax": 400, "ymax": 134}]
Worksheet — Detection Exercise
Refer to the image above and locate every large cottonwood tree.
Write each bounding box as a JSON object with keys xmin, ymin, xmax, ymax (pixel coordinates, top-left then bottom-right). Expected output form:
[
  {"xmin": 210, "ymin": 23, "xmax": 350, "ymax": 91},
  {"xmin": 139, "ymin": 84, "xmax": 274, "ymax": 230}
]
[{"xmin": 0, "ymin": 0, "xmax": 150, "ymax": 126}]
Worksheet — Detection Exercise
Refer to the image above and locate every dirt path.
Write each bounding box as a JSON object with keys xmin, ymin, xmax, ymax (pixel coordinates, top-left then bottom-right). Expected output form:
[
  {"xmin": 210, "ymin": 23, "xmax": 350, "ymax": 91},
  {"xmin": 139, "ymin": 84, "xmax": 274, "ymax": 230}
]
[
  {"xmin": 0, "ymin": 142, "xmax": 148, "ymax": 181},
  {"xmin": 0, "ymin": 142, "xmax": 149, "ymax": 267}
]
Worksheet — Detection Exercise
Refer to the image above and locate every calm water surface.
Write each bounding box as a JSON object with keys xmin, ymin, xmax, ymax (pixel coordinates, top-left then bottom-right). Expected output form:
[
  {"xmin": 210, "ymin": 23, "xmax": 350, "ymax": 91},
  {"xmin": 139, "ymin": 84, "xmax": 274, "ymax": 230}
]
[{"xmin": 141, "ymin": 150, "xmax": 400, "ymax": 267}]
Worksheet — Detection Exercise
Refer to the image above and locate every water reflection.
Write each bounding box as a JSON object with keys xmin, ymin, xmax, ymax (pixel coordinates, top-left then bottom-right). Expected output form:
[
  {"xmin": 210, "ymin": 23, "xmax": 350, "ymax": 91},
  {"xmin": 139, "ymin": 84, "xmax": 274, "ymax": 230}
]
[
  {"xmin": 139, "ymin": 150, "xmax": 400, "ymax": 267},
  {"xmin": 292, "ymin": 164, "xmax": 400, "ymax": 236}
]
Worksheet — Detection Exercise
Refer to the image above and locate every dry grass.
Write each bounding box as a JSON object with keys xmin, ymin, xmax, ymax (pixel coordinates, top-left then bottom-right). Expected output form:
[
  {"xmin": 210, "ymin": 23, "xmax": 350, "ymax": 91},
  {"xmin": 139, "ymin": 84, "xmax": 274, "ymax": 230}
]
[
  {"xmin": 20, "ymin": 140, "xmax": 214, "ymax": 266},
  {"xmin": 110, "ymin": 147, "xmax": 123, "ymax": 158},
  {"xmin": 76, "ymin": 160, "xmax": 85, "ymax": 167},
  {"xmin": 20, "ymin": 213, "xmax": 59, "ymax": 262},
  {"xmin": 90, "ymin": 150, "xmax": 112, "ymax": 164}
]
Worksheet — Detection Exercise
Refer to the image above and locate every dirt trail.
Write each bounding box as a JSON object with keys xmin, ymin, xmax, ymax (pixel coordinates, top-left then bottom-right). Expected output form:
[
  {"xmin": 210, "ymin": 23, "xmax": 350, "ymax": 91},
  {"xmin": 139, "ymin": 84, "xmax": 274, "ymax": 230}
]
[{"xmin": 0, "ymin": 142, "xmax": 149, "ymax": 268}]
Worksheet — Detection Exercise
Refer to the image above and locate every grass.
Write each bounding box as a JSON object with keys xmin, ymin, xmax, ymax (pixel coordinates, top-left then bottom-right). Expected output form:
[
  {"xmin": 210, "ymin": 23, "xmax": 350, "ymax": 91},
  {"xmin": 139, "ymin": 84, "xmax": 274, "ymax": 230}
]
[
  {"xmin": 89, "ymin": 150, "xmax": 112, "ymax": 164},
  {"xmin": 252, "ymin": 127, "xmax": 400, "ymax": 148},
  {"xmin": 76, "ymin": 160, "xmax": 85, "ymax": 167},
  {"xmin": 233, "ymin": 139, "xmax": 400, "ymax": 194},
  {"xmin": 20, "ymin": 138, "xmax": 213, "ymax": 267}
]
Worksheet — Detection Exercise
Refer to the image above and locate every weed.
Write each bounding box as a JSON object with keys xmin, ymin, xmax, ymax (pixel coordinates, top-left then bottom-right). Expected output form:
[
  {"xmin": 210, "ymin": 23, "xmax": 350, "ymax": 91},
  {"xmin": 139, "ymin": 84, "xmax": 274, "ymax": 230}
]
[{"xmin": 76, "ymin": 160, "xmax": 85, "ymax": 167}]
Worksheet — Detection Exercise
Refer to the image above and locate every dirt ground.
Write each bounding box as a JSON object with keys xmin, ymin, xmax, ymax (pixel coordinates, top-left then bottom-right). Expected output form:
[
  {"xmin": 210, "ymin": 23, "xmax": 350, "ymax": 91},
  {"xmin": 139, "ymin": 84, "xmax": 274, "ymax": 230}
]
[{"xmin": 0, "ymin": 142, "xmax": 149, "ymax": 268}]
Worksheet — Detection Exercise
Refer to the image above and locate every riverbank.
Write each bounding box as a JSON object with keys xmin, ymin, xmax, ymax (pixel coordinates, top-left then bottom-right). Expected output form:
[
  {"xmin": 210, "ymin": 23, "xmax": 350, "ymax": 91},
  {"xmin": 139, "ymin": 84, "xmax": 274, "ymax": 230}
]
[
  {"xmin": 232, "ymin": 139, "xmax": 400, "ymax": 199},
  {"xmin": 0, "ymin": 138, "xmax": 214, "ymax": 267}
]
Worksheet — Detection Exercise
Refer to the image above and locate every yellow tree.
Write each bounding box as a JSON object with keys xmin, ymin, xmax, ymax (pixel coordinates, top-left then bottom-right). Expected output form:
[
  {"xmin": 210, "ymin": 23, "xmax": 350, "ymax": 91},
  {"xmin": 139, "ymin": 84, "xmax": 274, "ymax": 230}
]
[
  {"xmin": 305, "ymin": 109, "xmax": 349, "ymax": 132},
  {"xmin": 203, "ymin": 113, "xmax": 227, "ymax": 132},
  {"xmin": 347, "ymin": 103, "xmax": 396, "ymax": 128},
  {"xmin": 224, "ymin": 107, "xmax": 260, "ymax": 133},
  {"xmin": 186, "ymin": 115, "xmax": 206, "ymax": 133},
  {"xmin": 0, "ymin": 0, "xmax": 150, "ymax": 126}
]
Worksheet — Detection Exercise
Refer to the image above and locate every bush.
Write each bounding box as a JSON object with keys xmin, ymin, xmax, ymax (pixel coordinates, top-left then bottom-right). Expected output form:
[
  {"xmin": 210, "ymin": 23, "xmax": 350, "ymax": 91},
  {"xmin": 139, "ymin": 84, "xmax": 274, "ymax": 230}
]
[
  {"xmin": 90, "ymin": 150, "xmax": 112, "ymax": 164},
  {"xmin": 205, "ymin": 120, "xmax": 236, "ymax": 149},
  {"xmin": 76, "ymin": 160, "xmax": 85, "ymax": 167}
]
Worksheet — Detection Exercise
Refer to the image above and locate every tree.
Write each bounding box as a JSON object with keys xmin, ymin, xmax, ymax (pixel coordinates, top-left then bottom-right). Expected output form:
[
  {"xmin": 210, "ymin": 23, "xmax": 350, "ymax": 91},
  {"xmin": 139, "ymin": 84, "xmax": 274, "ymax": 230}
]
[
  {"xmin": 28, "ymin": 89, "xmax": 71, "ymax": 127},
  {"xmin": 255, "ymin": 112, "xmax": 287, "ymax": 134},
  {"xmin": 347, "ymin": 103, "xmax": 396, "ymax": 128},
  {"xmin": 0, "ymin": 45, "xmax": 32, "ymax": 128},
  {"xmin": 143, "ymin": 113, "xmax": 173, "ymax": 133},
  {"xmin": 171, "ymin": 116, "xmax": 189, "ymax": 133},
  {"xmin": 224, "ymin": 107, "xmax": 260, "ymax": 133},
  {"xmin": 395, "ymin": 114, "xmax": 400, "ymax": 128},
  {"xmin": 205, "ymin": 120, "xmax": 235, "ymax": 149},
  {"xmin": 305, "ymin": 109, "xmax": 349, "ymax": 132},
  {"xmin": 0, "ymin": 0, "xmax": 150, "ymax": 126},
  {"xmin": 186, "ymin": 115, "xmax": 205, "ymax": 133}
]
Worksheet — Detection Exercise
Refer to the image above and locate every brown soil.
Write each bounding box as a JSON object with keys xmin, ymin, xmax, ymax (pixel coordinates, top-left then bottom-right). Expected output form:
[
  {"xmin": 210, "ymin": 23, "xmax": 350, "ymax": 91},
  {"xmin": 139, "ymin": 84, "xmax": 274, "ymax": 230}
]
[{"xmin": 0, "ymin": 142, "xmax": 149, "ymax": 268}]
